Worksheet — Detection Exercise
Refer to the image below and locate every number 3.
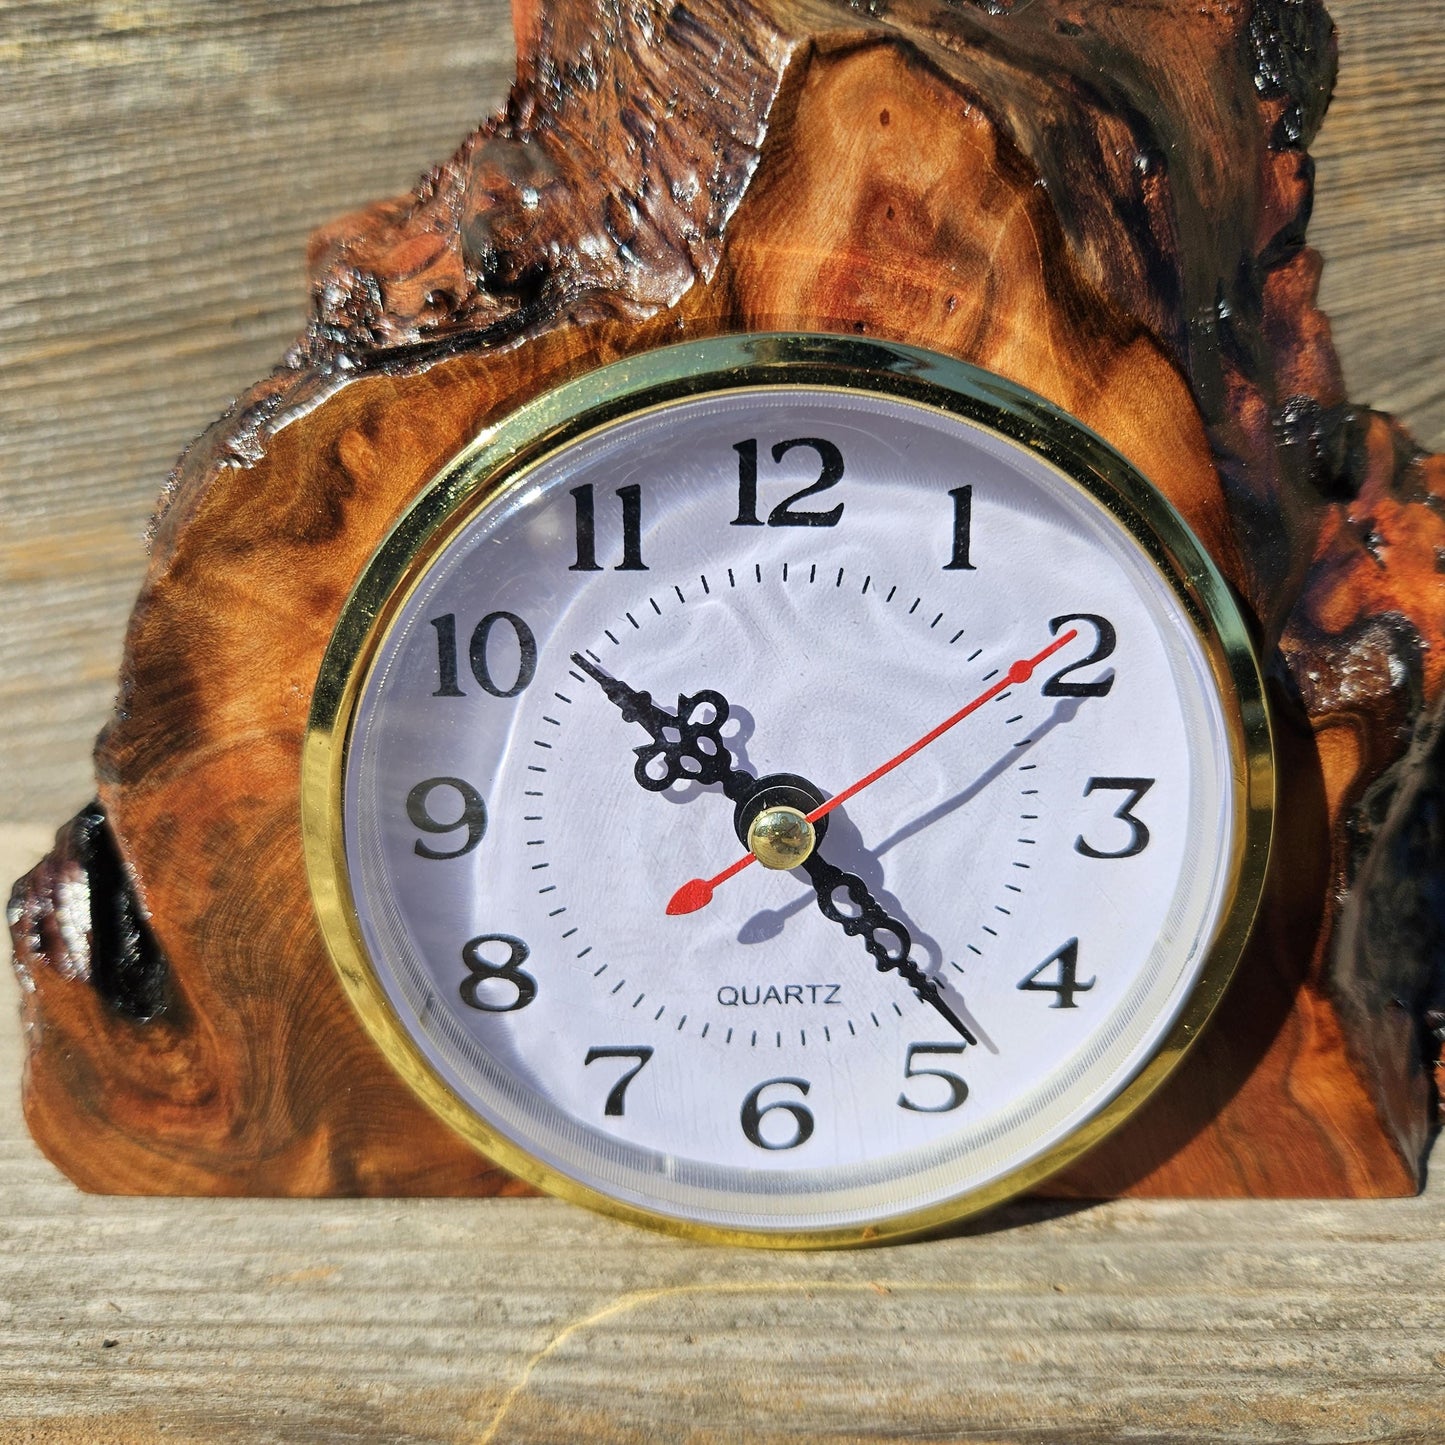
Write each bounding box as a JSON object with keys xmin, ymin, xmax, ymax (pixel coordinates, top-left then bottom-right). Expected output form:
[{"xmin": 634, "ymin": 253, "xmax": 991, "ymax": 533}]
[{"xmin": 1075, "ymin": 777, "xmax": 1155, "ymax": 859}]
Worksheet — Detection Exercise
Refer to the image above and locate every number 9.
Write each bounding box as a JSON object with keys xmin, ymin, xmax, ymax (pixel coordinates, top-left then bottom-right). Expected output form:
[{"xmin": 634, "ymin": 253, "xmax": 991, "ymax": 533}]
[{"xmin": 405, "ymin": 777, "xmax": 488, "ymax": 859}]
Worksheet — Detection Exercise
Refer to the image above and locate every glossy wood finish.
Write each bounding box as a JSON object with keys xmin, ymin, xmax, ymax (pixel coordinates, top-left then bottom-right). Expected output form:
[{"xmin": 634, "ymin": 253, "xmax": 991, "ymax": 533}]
[{"xmin": 8, "ymin": 0, "xmax": 1443, "ymax": 1202}]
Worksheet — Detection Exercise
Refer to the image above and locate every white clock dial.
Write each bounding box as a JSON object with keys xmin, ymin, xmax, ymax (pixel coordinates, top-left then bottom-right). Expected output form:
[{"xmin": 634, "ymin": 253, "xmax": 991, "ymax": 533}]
[{"xmin": 306, "ymin": 337, "xmax": 1271, "ymax": 1243}]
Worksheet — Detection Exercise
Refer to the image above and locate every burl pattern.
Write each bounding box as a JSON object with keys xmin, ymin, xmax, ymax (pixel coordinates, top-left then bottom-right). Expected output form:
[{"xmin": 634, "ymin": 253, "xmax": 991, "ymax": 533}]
[{"xmin": 9, "ymin": 0, "xmax": 1443, "ymax": 1199}]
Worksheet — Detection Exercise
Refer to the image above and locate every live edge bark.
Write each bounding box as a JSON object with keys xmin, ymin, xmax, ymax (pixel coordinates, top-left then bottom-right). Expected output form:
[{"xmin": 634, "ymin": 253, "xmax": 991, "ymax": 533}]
[{"xmin": 8, "ymin": 0, "xmax": 1443, "ymax": 1200}]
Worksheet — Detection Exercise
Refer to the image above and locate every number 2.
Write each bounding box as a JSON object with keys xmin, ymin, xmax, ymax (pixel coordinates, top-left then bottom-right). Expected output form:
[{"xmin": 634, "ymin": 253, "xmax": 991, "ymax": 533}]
[{"xmin": 1042, "ymin": 614, "xmax": 1115, "ymax": 697}]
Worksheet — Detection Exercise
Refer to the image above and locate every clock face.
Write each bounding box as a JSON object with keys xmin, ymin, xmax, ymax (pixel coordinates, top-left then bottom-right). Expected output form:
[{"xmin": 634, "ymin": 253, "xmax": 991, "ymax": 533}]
[{"xmin": 305, "ymin": 336, "xmax": 1272, "ymax": 1244}]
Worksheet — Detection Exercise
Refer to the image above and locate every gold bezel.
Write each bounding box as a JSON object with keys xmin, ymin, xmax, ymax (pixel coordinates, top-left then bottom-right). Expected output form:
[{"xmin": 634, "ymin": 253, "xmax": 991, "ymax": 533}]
[{"xmin": 302, "ymin": 333, "xmax": 1274, "ymax": 1248}]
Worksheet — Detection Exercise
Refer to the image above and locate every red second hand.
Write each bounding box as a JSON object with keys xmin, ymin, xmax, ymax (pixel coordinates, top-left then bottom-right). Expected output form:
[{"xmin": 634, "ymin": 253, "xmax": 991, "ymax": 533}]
[{"xmin": 666, "ymin": 628, "xmax": 1078, "ymax": 916}]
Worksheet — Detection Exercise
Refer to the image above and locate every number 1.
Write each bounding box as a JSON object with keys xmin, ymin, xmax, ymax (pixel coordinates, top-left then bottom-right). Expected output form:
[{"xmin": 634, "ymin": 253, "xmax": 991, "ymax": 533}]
[{"xmin": 944, "ymin": 485, "xmax": 977, "ymax": 570}]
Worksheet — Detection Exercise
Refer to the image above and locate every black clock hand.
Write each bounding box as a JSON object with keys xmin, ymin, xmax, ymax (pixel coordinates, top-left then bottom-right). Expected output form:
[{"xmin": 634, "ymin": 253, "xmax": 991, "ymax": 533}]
[
  {"xmin": 569, "ymin": 652, "xmax": 754, "ymax": 801},
  {"xmin": 798, "ymin": 850, "xmax": 977, "ymax": 1045}
]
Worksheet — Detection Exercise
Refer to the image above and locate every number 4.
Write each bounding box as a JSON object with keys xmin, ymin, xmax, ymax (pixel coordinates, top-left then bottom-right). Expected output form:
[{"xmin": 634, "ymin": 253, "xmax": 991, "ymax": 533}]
[{"xmin": 1017, "ymin": 938, "xmax": 1095, "ymax": 1009}]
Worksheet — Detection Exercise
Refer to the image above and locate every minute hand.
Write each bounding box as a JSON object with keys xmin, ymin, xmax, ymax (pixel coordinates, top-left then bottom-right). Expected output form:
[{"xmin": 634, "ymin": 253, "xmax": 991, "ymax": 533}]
[{"xmin": 667, "ymin": 628, "xmax": 1078, "ymax": 916}]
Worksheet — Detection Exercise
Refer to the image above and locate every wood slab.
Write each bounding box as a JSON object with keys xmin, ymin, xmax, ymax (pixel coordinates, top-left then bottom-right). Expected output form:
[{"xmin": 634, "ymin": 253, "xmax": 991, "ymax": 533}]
[{"xmin": 2, "ymin": 0, "xmax": 1438, "ymax": 821}]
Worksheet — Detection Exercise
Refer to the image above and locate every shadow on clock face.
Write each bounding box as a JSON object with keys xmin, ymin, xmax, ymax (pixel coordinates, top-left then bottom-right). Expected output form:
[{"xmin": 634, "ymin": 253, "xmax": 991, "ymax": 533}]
[{"xmin": 733, "ymin": 696, "xmax": 1089, "ymax": 974}]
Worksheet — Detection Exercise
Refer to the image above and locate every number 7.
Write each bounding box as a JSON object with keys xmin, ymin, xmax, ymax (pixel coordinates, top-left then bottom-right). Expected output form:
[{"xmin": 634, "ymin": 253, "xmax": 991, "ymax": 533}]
[{"xmin": 584, "ymin": 1046, "xmax": 655, "ymax": 1116}]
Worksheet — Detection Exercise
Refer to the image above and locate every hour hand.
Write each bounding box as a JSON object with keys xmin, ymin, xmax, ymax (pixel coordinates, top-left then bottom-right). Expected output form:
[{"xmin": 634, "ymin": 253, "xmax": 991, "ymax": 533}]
[
  {"xmin": 799, "ymin": 850, "xmax": 977, "ymax": 1045},
  {"xmin": 569, "ymin": 652, "xmax": 749, "ymax": 796}
]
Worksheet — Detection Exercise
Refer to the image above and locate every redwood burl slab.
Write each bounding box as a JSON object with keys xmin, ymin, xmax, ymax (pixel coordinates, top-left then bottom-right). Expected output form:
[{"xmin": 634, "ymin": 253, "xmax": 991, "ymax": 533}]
[{"xmin": 9, "ymin": 0, "xmax": 1443, "ymax": 1198}]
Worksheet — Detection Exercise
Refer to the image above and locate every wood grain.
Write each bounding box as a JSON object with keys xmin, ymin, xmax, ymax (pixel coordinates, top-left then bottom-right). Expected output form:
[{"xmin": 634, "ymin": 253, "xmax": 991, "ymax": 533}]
[
  {"xmin": 0, "ymin": 0, "xmax": 517, "ymax": 825},
  {"xmin": 1, "ymin": 4, "xmax": 1443, "ymax": 1436}
]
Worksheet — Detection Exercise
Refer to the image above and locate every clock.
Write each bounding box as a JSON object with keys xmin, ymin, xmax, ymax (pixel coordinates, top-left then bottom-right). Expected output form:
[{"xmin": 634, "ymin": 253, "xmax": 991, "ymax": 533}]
[{"xmin": 302, "ymin": 335, "xmax": 1272, "ymax": 1243}]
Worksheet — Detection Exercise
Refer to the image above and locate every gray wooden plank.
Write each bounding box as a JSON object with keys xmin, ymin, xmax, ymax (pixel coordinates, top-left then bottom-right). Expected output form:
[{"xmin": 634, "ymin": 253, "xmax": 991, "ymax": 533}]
[
  {"xmin": 0, "ymin": 0, "xmax": 518, "ymax": 824},
  {"xmin": 1313, "ymin": 0, "xmax": 1445, "ymax": 443}
]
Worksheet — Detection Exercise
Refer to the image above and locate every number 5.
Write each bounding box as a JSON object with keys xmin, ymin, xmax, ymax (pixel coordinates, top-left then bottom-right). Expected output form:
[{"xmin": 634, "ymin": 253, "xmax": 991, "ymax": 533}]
[{"xmin": 897, "ymin": 1043, "xmax": 969, "ymax": 1113}]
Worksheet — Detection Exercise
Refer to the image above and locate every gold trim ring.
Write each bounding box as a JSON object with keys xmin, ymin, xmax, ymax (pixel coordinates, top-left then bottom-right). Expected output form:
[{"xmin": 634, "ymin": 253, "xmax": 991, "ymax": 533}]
[{"xmin": 302, "ymin": 333, "xmax": 1274, "ymax": 1248}]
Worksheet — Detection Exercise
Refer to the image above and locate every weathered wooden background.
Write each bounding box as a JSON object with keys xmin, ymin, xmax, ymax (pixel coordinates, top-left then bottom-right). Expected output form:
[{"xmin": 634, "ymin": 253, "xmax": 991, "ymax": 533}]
[{"xmin": 1, "ymin": 1, "xmax": 1442, "ymax": 1439}]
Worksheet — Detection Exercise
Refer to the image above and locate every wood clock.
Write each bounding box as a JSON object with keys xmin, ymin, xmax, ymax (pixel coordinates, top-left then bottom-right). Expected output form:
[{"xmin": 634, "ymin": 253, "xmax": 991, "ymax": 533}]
[{"xmin": 8, "ymin": 0, "xmax": 1443, "ymax": 1241}]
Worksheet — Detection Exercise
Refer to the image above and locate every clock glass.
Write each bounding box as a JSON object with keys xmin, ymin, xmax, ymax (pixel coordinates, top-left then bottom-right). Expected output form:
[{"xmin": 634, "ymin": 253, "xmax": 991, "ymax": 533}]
[{"xmin": 304, "ymin": 335, "xmax": 1272, "ymax": 1244}]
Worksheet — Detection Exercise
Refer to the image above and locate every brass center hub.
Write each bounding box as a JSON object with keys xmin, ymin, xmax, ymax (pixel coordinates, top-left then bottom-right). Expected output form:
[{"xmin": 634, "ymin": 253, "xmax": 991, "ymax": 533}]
[{"xmin": 746, "ymin": 805, "xmax": 817, "ymax": 870}]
